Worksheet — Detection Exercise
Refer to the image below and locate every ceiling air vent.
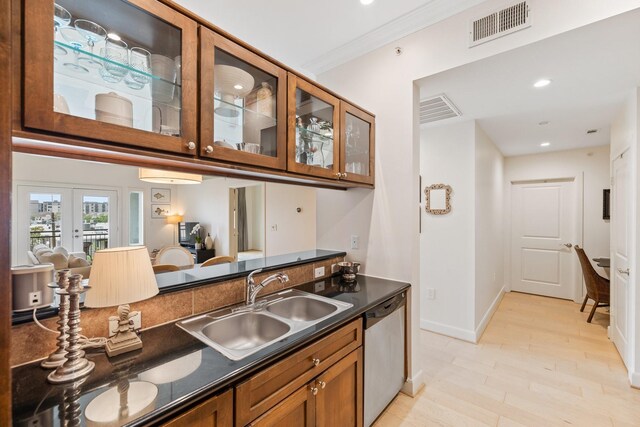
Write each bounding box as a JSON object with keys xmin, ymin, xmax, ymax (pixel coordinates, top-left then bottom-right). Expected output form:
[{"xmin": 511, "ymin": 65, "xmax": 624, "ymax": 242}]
[
  {"xmin": 419, "ymin": 94, "xmax": 461, "ymax": 125},
  {"xmin": 469, "ymin": 1, "xmax": 531, "ymax": 47}
]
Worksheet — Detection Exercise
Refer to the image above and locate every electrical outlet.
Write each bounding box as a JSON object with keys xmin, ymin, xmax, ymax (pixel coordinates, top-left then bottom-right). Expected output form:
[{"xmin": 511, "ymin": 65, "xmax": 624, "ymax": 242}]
[
  {"xmin": 271, "ymin": 224, "xmax": 278, "ymax": 231},
  {"xmin": 314, "ymin": 266, "xmax": 325, "ymax": 278},
  {"xmin": 351, "ymin": 235, "xmax": 359, "ymax": 250},
  {"xmin": 331, "ymin": 263, "xmax": 340, "ymax": 274},
  {"xmin": 426, "ymin": 288, "xmax": 436, "ymax": 300},
  {"xmin": 28, "ymin": 291, "xmax": 42, "ymax": 307},
  {"xmin": 108, "ymin": 311, "xmax": 142, "ymax": 338}
]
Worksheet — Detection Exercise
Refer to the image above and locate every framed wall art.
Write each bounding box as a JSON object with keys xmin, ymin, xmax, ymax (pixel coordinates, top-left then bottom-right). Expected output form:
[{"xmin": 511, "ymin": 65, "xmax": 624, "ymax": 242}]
[{"xmin": 424, "ymin": 183, "xmax": 452, "ymax": 215}]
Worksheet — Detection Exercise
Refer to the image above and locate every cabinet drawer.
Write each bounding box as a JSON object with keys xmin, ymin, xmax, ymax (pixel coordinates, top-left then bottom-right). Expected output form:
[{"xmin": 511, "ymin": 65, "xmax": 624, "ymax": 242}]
[
  {"xmin": 235, "ymin": 318, "xmax": 362, "ymax": 426},
  {"xmin": 163, "ymin": 388, "xmax": 233, "ymax": 427}
]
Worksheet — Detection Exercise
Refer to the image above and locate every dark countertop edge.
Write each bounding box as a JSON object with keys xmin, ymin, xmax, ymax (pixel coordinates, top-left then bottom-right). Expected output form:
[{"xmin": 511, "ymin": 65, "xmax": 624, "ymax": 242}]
[
  {"xmin": 130, "ymin": 277, "xmax": 411, "ymax": 426},
  {"xmin": 11, "ymin": 250, "xmax": 347, "ymax": 326}
]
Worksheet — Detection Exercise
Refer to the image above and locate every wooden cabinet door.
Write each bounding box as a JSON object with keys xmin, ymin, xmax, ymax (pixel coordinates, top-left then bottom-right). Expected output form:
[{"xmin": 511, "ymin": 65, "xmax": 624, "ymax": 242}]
[
  {"xmin": 23, "ymin": 0, "xmax": 198, "ymax": 155},
  {"xmin": 287, "ymin": 73, "xmax": 341, "ymax": 180},
  {"xmin": 340, "ymin": 102, "xmax": 375, "ymax": 186},
  {"xmin": 314, "ymin": 348, "xmax": 363, "ymax": 427},
  {"xmin": 163, "ymin": 389, "xmax": 233, "ymax": 427},
  {"xmin": 200, "ymin": 29, "xmax": 287, "ymax": 170},
  {"xmin": 249, "ymin": 385, "xmax": 315, "ymax": 427}
]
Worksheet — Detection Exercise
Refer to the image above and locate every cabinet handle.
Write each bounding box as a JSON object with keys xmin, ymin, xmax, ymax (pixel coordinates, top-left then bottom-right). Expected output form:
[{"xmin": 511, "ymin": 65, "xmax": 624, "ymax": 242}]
[
  {"xmin": 205, "ymin": 145, "xmax": 214, "ymax": 154},
  {"xmin": 312, "ymin": 358, "xmax": 320, "ymax": 366},
  {"xmin": 310, "ymin": 386, "xmax": 318, "ymax": 396},
  {"xmin": 187, "ymin": 141, "xmax": 196, "ymax": 150},
  {"xmin": 317, "ymin": 380, "xmax": 326, "ymax": 389},
  {"xmin": 617, "ymin": 268, "xmax": 630, "ymax": 275}
]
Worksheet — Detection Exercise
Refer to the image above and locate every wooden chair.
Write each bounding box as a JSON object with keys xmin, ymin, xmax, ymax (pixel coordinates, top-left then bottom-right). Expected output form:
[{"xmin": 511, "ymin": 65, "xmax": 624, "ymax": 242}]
[
  {"xmin": 152, "ymin": 264, "xmax": 180, "ymax": 274},
  {"xmin": 155, "ymin": 245, "xmax": 194, "ymax": 268},
  {"xmin": 200, "ymin": 256, "xmax": 235, "ymax": 268},
  {"xmin": 574, "ymin": 246, "xmax": 610, "ymax": 323}
]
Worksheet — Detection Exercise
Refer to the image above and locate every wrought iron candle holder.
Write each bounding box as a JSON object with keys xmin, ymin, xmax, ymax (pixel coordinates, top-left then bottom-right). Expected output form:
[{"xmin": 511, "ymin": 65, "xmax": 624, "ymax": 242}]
[{"xmin": 47, "ymin": 274, "xmax": 95, "ymax": 384}]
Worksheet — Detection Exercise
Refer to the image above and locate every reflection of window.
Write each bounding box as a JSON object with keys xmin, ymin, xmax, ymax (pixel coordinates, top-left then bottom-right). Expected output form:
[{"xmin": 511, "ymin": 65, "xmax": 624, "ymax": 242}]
[{"xmin": 129, "ymin": 191, "xmax": 144, "ymax": 245}]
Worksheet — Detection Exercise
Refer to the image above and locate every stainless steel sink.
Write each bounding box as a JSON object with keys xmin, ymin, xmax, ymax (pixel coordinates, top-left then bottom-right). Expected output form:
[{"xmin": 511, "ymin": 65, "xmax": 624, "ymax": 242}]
[
  {"xmin": 177, "ymin": 289, "xmax": 352, "ymax": 361},
  {"xmin": 267, "ymin": 296, "xmax": 338, "ymax": 321},
  {"xmin": 201, "ymin": 312, "xmax": 290, "ymax": 351}
]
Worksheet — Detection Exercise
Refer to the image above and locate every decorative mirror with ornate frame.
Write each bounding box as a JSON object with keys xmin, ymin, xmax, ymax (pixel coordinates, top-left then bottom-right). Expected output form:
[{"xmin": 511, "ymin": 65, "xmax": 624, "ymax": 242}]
[{"xmin": 424, "ymin": 183, "xmax": 452, "ymax": 215}]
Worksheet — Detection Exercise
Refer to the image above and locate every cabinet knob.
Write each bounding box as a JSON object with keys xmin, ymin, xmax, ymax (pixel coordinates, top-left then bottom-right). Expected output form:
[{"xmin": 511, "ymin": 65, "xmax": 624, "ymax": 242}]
[
  {"xmin": 205, "ymin": 145, "xmax": 214, "ymax": 154},
  {"xmin": 310, "ymin": 386, "xmax": 318, "ymax": 396},
  {"xmin": 317, "ymin": 380, "xmax": 326, "ymax": 389},
  {"xmin": 187, "ymin": 141, "xmax": 196, "ymax": 150},
  {"xmin": 312, "ymin": 358, "xmax": 320, "ymax": 366},
  {"xmin": 335, "ymin": 173, "xmax": 342, "ymax": 179},
  {"xmin": 342, "ymin": 173, "xmax": 348, "ymax": 179}
]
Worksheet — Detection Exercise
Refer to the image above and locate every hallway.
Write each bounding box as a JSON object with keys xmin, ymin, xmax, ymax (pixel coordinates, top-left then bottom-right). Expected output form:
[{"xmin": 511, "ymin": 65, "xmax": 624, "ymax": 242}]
[{"xmin": 375, "ymin": 292, "xmax": 640, "ymax": 426}]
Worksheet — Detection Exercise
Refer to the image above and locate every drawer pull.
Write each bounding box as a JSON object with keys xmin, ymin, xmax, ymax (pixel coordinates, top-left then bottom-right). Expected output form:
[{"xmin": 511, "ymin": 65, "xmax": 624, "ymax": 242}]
[
  {"xmin": 310, "ymin": 386, "xmax": 318, "ymax": 396},
  {"xmin": 317, "ymin": 380, "xmax": 326, "ymax": 389},
  {"xmin": 312, "ymin": 358, "xmax": 320, "ymax": 366}
]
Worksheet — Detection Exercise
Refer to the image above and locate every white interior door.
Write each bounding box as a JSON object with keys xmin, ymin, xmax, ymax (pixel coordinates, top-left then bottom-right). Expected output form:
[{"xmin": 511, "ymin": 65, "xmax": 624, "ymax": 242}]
[
  {"xmin": 511, "ymin": 180, "xmax": 577, "ymax": 299},
  {"xmin": 611, "ymin": 152, "xmax": 630, "ymax": 367},
  {"xmin": 73, "ymin": 189, "xmax": 119, "ymax": 260}
]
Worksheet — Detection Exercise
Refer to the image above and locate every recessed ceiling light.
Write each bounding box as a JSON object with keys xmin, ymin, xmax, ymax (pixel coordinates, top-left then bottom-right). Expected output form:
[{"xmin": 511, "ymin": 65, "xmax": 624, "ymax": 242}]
[
  {"xmin": 533, "ymin": 79, "xmax": 551, "ymax": 88},
  {"xmin": 233, "ymin": 84, "xmax": 244, "ymax": 90},
  {"xmin": 540, "ymin": 142, "xmax": 551, "ymax": 147},
  {"xmin": 538, "ymin": 121, "xmax": 550, "ymax": 126},
  {"xmin": 107, "ymin": 33, "xmax": 121, "ymax": 41},
  {"xmin": 360, "ymin": 0, "xmax": 374, "ymax": 5}
]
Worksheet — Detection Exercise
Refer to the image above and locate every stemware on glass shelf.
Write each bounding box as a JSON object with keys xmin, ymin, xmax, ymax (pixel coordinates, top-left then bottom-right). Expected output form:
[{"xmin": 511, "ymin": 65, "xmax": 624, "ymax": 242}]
[
  {"xmin": 99, "ymin": 38, "xmax": 128, "ymax": 83},
  {"xmin": 59, "ymin": 26, "xmax": 89, "ymax": 73},
  {"xmin": 74, "ymin": 19, "xmax": 107, "ymax": 69},
  {"xmin": 53, "ymin": 3, "xmax": 71, "ymax": 56},
  {"xmin": 125, "ymin": 47, "xmax": 152, "ymax": 90}
]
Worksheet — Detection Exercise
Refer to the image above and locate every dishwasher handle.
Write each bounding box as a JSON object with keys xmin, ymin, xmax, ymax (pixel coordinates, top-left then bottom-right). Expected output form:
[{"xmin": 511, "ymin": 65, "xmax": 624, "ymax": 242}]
[{"xmin": 364, "ymin": 292, "xmax": 405, "ymax": 329}]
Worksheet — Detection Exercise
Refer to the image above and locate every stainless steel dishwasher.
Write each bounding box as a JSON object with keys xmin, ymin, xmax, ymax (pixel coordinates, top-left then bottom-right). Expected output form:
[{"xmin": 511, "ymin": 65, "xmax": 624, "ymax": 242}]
[{"xmin": 364, "ymin": 292, "xmax": 406, "ymax": 426}]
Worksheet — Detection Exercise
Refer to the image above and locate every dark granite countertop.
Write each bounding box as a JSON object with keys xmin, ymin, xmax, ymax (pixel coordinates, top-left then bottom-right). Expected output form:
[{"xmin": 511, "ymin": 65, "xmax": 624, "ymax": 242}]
[
  {"xmin": 12, "ymin": 249, "xmax": 347, "ymax": 326},
  {"xmin": 12, "ymin": 275, "xmax": 410, "ymax": 426}
]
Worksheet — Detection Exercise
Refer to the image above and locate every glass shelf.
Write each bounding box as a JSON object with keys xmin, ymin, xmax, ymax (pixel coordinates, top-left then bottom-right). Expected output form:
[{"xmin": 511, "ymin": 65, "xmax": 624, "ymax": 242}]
[
  {"xmin": 213, "ymin": 97, "xmax": 277, "ymax": 128},
  {"xmin": 295, "ymin": 126, "xmax": 334, "ymax": 141}
]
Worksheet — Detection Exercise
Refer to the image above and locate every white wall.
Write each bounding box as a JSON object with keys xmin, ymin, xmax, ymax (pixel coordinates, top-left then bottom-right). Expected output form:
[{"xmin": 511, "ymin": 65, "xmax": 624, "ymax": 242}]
[
  {"xmin": 11, "ymin": 153, "xmax": 176, "ymax": 263},
  {"xmin": 420, "ymin": 121, "xmax": 475, "ymax": 337},
  {"xmin": 475, "ymin": 124, "xmax": 505, "ymax": 331},
  {"xmin": 266, "ymin": 183, "xmax": 317, "ymax": 256},
  {"xmin": 316, "ymin": 2, "xmax": 640, "ymax": 393},
  {"xmin": 504, "ymin": 146, "xmax": 611, "ymax": 285}
]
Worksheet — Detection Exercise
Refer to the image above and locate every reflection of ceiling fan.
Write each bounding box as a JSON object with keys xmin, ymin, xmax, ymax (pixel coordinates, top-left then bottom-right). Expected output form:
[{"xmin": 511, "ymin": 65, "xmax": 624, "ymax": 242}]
[{"xmin": 214, "ymin": 65, "xmax": 255, "ymax": 117}]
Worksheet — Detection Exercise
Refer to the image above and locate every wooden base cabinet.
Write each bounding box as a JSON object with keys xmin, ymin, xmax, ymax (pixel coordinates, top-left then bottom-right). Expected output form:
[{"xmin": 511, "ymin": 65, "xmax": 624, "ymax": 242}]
[{"xmin": 163, "ymin": 389, "xmax": 233, "ymax": 427}]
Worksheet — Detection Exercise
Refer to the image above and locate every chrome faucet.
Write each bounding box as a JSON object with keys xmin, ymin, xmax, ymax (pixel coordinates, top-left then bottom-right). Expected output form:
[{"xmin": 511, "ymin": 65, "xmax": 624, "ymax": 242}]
[{"xmin": 246, "ymin": 269, "xmax": 290, "ymax": 306}]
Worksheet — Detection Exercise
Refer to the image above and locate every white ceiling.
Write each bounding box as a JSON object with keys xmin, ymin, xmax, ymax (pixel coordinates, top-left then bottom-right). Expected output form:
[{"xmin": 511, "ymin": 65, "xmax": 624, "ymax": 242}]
[
  {"xmin": 175, "ymin": 0, "xmax": 485, "ymax": 76},
  {"xmin": 418, "ymin": 8, "xmax": 640, "ymax": 157}
]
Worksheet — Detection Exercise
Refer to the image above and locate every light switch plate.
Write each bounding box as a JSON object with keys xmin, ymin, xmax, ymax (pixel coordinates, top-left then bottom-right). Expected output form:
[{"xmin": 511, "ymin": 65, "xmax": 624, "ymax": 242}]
[
  {"xmin": 314, "ymin": 266, "xmax": 325, "ymax": 278},
  {"xmin": 351, "ymin": 235, "xmax": 359, "ymax": 250}
]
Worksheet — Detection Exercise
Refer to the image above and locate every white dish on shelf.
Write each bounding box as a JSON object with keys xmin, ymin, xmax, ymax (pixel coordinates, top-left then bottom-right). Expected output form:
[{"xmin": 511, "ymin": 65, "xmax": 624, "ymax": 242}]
[{"xmin": 95, "ymin": 92, "xmax": 133, "ymax": 128}]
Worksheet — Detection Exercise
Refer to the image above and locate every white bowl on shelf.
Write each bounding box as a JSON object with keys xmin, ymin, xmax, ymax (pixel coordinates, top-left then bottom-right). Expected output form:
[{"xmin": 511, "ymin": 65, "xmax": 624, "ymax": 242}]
[
  {"xmin": 214, "ymin": 65, "xmax": 254, "ymax": 117},
  {"xmin": 95, "ymin": 92, "xmax": 133, "ymax": 128}
]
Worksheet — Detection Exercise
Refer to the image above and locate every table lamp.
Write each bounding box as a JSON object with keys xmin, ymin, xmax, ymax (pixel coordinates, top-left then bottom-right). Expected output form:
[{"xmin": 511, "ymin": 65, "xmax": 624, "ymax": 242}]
[
  {"xmin": 84, "ymin": 247, "xmax": 159, "ymax": 357},
  {"xmin": 166, "ymin": 214, "xmax": 183, "ymax": 245}
]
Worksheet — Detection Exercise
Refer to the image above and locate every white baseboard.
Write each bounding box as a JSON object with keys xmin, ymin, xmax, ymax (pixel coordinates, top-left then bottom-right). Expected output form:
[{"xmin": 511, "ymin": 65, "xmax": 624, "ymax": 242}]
[
  {"xmin": 400, "ymin": 369, "xmax": 425, "ymax": 397},
  {"xmin": 631, "ymin": 371, "xmax": 640, "ymax": 389},
  {"xmin": 474, "ymin": 287, "xmax": 505, "ymax": 342},
  {"xmin": 420, "ymin": 319, "xmax": 476, "ymax": 342}
]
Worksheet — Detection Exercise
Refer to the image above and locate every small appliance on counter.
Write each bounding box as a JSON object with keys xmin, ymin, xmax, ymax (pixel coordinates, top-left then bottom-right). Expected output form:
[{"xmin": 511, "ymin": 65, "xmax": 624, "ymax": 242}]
[
  {"xmin": 11, "ymin": 264, "xmax": 55, "ymax": 312},
  {"xmin": 337, "ymin": 261, "xmax": 360, "ymax": 282}
]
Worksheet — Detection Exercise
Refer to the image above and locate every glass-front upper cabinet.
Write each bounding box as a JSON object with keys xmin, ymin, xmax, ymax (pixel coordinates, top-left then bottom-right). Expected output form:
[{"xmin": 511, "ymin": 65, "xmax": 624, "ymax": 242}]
[
  {"xmin": 340, "ymin": 102, "xmax": 375, "ymax": 185},
  {"xmin": 287, "ymin": 73, "xmax": 341, "ymax": 180},
  {"xmin": 23, "ymin": 0, "xmax": 198, "ymax": 154},
  {"xmin": 200, "ymin": 29, "xmax": 287, "ymax": 170}
]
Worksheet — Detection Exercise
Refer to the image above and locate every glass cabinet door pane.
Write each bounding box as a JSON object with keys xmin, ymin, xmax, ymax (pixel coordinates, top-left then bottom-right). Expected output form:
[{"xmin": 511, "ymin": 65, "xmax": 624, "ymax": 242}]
[
  {"xmin": 344, "ymin": 112, "xmax": 371, "ymax": 177},
  {"xmin": 52, "ymin": 0, "xmax": 183, "ymax": 135},
  {"xmin": 213, "ymin": 48, "xmax": 278, "ymax": 157},
  {"xmin": 294, "ymin": 89, "xmax": 335, "ymax": 169}
]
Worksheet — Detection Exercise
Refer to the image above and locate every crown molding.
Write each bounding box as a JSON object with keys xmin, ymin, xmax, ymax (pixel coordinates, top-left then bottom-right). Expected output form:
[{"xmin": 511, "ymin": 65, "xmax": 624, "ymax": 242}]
[{"xmin": 304, "ymin": 0, "xmax": 486, "ymax": 75}]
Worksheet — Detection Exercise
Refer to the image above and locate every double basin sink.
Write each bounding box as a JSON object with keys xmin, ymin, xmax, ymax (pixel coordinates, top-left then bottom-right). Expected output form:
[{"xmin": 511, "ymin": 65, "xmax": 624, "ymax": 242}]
[{"xmin": 177, "ymin": 289, "xmax": 353, "ymax": 360}]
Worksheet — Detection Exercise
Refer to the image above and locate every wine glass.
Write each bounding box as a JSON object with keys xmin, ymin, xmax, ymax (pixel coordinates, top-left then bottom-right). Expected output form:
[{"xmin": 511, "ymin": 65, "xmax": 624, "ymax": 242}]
[
  {"xmin": 99, "ymin": 38, "xmax": 128, "ymax": 83},
  {"xmin": 74, "ymin": 19, "xmax": 107, "ymax": 69},
  {"xmin": 53, "ymin": 4, "xmax": 71, "ymax": 56},
  {"xmin": 124, "ymin": 47, "xmax": 151, "ymax": 90},
  {"xmin": 59, "ymin": 26, "xmax": 89, "ymax": 73}
]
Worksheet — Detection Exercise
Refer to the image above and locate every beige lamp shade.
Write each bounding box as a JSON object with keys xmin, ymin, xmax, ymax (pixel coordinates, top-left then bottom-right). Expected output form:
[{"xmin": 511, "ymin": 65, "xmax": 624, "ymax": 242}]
[
  {"xmin": 85, "ymin": 247, "xmax": 159, "ymax": 308},
  {"xmin": 138, "ymin": 168, "xmax": 202, "ymax": 185},
  {"xmin": 165, "ymin": 214, "xmax": 183, "ymax": 225}
]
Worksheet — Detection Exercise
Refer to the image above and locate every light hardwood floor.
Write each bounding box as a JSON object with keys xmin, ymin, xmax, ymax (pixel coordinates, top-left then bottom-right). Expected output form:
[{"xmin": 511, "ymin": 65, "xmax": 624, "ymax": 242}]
[{"xmin": 374, "ymin": 291, "xmax": 640, "ymax": 427}]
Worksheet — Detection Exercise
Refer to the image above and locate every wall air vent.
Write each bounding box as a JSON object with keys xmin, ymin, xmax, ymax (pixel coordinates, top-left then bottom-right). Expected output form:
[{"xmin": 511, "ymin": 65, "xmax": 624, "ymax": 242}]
[
  {"xmin": 469, "ymin": 1, "xmax": 531, "ymax": 47},
  {"xmin": 419, "ymin": 94, "xmax": 461, "ymax": 125}
]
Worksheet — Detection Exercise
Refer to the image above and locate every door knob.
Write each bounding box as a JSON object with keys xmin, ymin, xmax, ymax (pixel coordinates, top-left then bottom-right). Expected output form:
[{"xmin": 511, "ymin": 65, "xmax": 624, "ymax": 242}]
[
  {"xmin": 74, "ymin": 235, "xmax": 79, "ymax": 238},
  {"xmin": 563, "ymin": 243, "xmax": 573, "ymax": 248},
  {"xmin": 617, "ymin": 268, "xmax": 630, "ymax": 275}
]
